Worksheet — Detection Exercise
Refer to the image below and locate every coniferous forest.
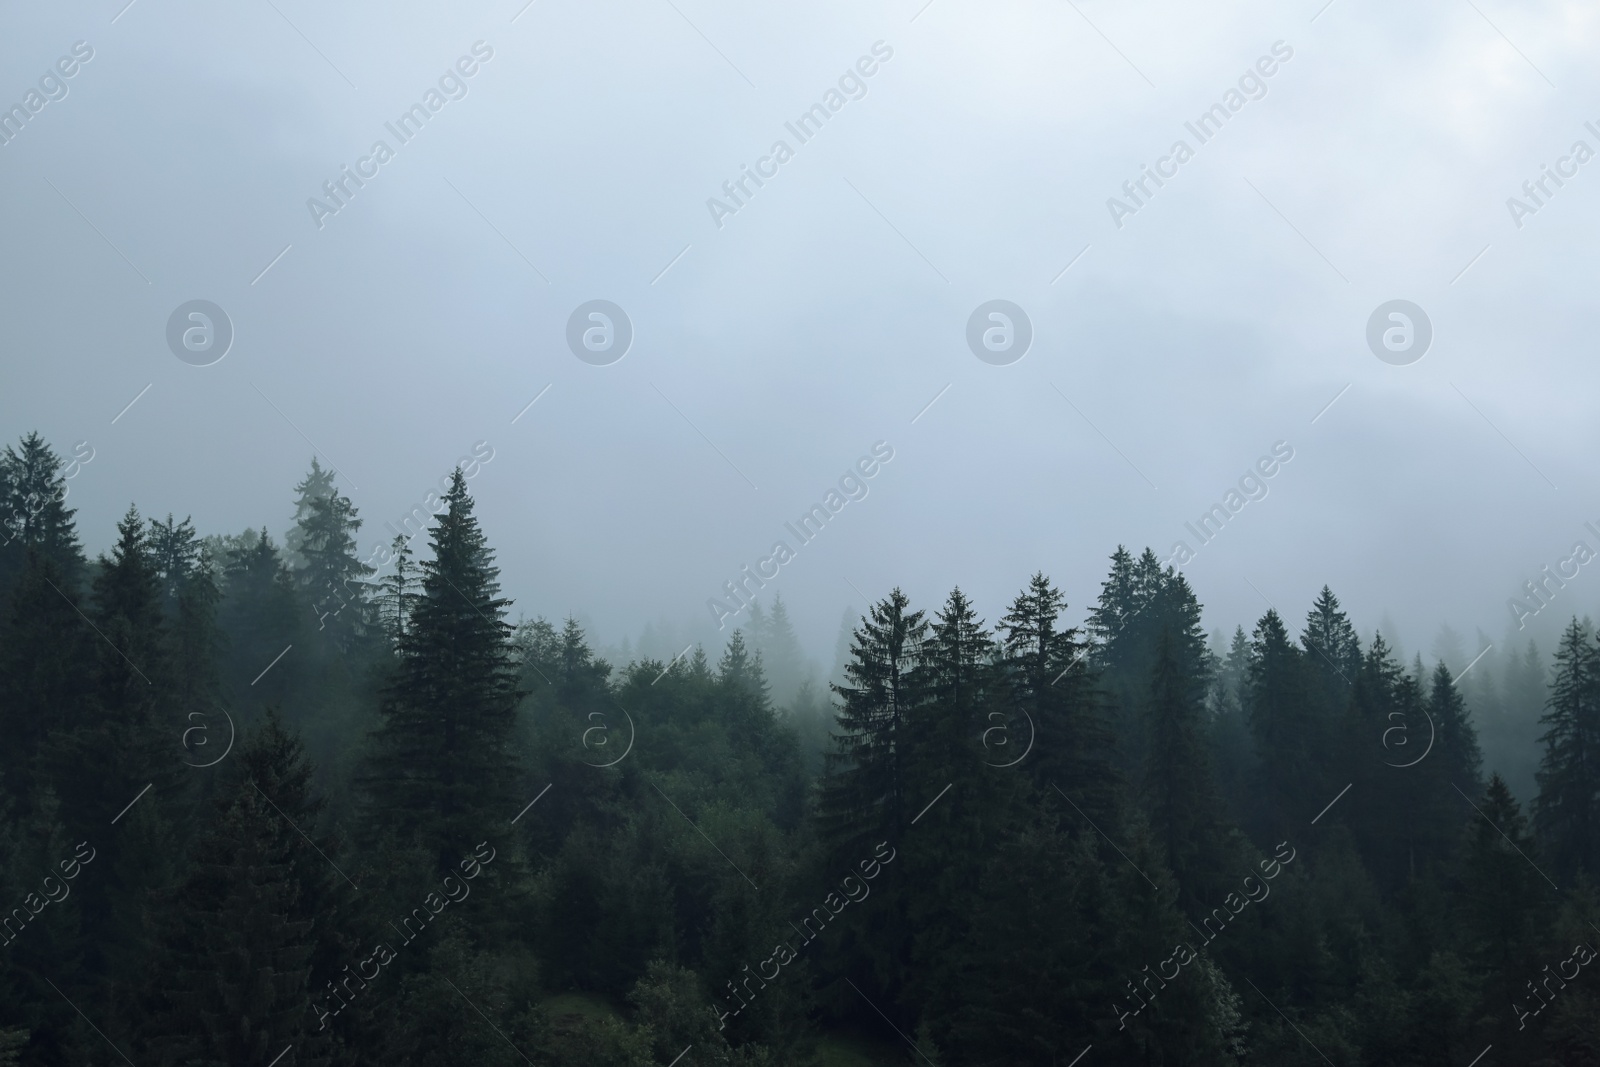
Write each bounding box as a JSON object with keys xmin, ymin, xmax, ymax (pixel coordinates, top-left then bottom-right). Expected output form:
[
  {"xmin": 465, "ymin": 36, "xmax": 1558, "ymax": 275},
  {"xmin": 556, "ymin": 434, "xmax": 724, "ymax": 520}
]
[{"xmin": 5, "ymin": 429, "xmax": 1600, "ymax": 1067}]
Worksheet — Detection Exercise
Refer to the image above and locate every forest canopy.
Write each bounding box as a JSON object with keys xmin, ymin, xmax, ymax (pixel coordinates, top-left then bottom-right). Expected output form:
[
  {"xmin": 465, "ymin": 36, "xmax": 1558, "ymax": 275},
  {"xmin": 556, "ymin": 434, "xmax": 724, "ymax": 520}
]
[{"xmin": 1, "ymin": 431, "xmax": 1597, "ymax": 1067}]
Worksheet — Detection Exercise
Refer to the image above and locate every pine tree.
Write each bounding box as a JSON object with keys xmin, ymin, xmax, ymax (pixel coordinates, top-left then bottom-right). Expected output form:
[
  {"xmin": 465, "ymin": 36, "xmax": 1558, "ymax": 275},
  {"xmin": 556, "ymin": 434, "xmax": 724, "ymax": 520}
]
[
  {"xmin": 283, "ymin": 457, "xmax": 337, "ymax": 569},
  {"xmin": 40, "ymin": 508, "xmax": 183, "ymax": 1020},
  {"xmin": 900, "ymin": 588, "xmax": 1012, "ymax": 1031},
  {"xmin": 219, "ymin": 529, "xmax": 304, "ymax": 712},
  {"xmin": 1300, "ymin": 586, "xmax": 1361, "ymax": 691},
  {"xmin": 819, "ymin": 588, "xmax": 927, "ymax": 856},
  {"xmin": 1457, "ymin": 774, "xmax": 1551, "ymax": 1043},
  {"xmin": 1143, "ymin": 625, "xmax": 1231, "ymax": 911},
  {"xmin": 1533, "ymin": 620, "xmax": 1600, "ymax": 882},
  {"xmin": 141, "ymin": 712, "xmax": 344, "ymax": 1066},
  {"xmin": 0, "ymin": 433, "xmax": 86, "ymax": 600},
  {"xmin": 1430, "ymin": 660, "xmax": 1484, "ymax": 796},
  {"xmin": 378, "ymin": 532, "xmax": 414, "ymax": 648},
  {"xmin": 747, "ymin": 594, "xmax": 808, "ymax": 709},
  {"xmin": 1208, "ymin": 625, "xmax": 1257, "ymax": 830},
  {"xmin": 1246, "ymin": 609, "xmax": 1312, "ymax": 840},
  {"xmin": 363, "ymin": 468, "xmax": 521, "ymax": 870},
  {"xmin": 289, "ymin": 466, "xmax": 372, "ymax": 651},
  {"xmin": 146, "ymin": 514, "xmax": 201, "ymax": 616},
  {"xmin": 1087, "ymin": 547, "xmax": 1180, "ymax": 768},
  {"xmin": 0, "ymin": 550, "xmax": 95, "ymax": 807},
  {"xmin": 996, "ymin": 572, "xmax": 1117, "ymax": 826}
]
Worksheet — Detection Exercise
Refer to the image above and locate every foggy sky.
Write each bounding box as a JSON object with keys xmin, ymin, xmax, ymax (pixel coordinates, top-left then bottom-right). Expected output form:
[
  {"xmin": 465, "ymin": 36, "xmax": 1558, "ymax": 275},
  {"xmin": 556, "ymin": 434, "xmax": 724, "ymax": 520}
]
[{"xmin": 4, "ymin": 0, "xmax": 1598, "ymax": 671}]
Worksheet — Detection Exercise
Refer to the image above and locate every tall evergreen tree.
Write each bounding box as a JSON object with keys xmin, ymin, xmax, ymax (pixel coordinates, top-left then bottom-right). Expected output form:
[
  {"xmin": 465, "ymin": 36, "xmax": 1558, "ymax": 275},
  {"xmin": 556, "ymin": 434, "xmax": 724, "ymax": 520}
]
[
  {"xmin": 1533, "ymin": 620, "xmax": 1600, "ymax": 882},
  {"xmin": 0, "ymin": 550, "xmax": 94, "ymax": 807},
  {"xmin": 363, "ymin": 468, "xmax": 521, "ymax": 870},
  {"xmin": 1143, "ymin": 626, "xmax": 1232, "ymax": 911},
  {"xmin": 378, "ymin": 532, "xmax": 415, "ymax": 649},
  {"xmin": 141, "ymin": 713, "xmax": 343, "ymax": 1066},
  {"xmin": 1246, "ymin": 609, "xmax": 1314, "ymax": 841},
  {"xmin": 146, "ymin": 514, "xmax": 201, "ymax": 616},
  {"xmin": 283, "ymin": 457, "xmax": 337, "ymax": 569},
  {"xmin": 747, "ymin": 594, "xmax": 808, "ymax": 709},
  {"xmin": 1457, "ymin": 774, "xmax": 1551, "ymax": 1047},
  {"xmin": 819, "ymin": 588, "xmax": 927, "ymax": 857},
  {"xmin": 0, "ymin": 433, "xmax": 86, "ymax": 599},
  {"xmin": 289, "ymin": 467, "xmax": 372, "ymax": 651},
  {"xmin": 996, "ymin": 572, "xmax": 1117, "ymax": 826},
  {"xmin": 218, "ymin": 529, "xmax": 304, "ymax": 716}
]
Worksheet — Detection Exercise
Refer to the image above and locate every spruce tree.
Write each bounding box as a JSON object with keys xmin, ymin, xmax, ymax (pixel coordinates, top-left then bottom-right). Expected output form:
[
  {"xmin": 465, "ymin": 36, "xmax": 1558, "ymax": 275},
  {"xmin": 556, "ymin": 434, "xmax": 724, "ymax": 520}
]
[
  {"xmin": 1208, "ymin": 625, "xmax": 1257, "ymax": 830},
  {"xmin": 219, "ymin": 529, "xmax": 304, "ymax": 711},
  {"xmin": 0, "ymin": 551, "xmax": 94, "ymax": 807},
  {"xmin": 819, "ymin": 588, "xmax": 927, "ymax": 856},
  {"xmin": 1429, "ymin": 660, "xmax": 1484, "ymax": 795},
  {"xmin": 1143, "ymin": 626, "xmax": 1231, "ymax": 912},
  {"xmin": 1457, "ymin": 774, "xmax": 1550, "ymax": 1044},
  {"xmin": 901, "ymin": 588, "xmax": 1009, "ymax": 1031},
  {"xmin": 1247, "ymin": 608, "xmax": 1312, "ymax": 840},
  {"xmin": 283, "ymin": 457, "xmax": 337, "ymax": 569},
  {"xmin": 996, "ymin": 572, "xmax": 1117, "ymax": 826},
  {"xmin": 378, "ymin": 532, "xmax": 414, "ymax": 649},
  {"xmin": 363, "ymin": 468, "xmax": 521, "ymax": 870},
  {"xmin": 289, "ymin": 468, "xmax": 372, "ymax": 651},
  {"xmin": 0, "ymin": 433, "xmax": 86, "ymax": 599},
  {"xmin": 146, "ymin": 514, "xmax": 201, "ymax": 616},
  {"xmin": 141, "ymin": 713, "xmax": 342, "ymax": 1066},
  {"xmin": 40, "ymin": 508, "xmax": 183, "ymax": 1020},
  {"xmin": 747, "ymin": 594, "xmax": 808, "ymax": 708},
  {"xmin": 1533, "ymin": 620, "xmax": 1600, "ymax": 882}
]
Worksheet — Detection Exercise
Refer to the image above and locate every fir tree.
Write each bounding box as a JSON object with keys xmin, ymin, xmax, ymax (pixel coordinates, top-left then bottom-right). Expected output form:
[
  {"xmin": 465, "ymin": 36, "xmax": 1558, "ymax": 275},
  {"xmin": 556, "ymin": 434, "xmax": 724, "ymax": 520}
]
[
  {"xmin": 1533, "ymin": 620, "xmax": 1600, "ymax": 882},
  {"xmin": 141, "ymin": 713, "xmax": 342, "ymax": 1066},
  {"xmin": 1246, "ymin": 608, "xmax": 1312, "ymax": 841},
  {"xmin": 0, "ymin": 551, "xmax": 94, "ymax": 807},
  {"xmin": 289, "ymin": 466, "xmax": 372, "ymax": 650},
  {"xmin": 0, "ymin": 433, "xmax": 86, "ymax": 599},
  {"xmin": 1143, "ymin": 626, "xmax": 1231, "ymax": 911},
  {"xmin": 996, "ymin": 572, "xmax": 1117, "ymax": 826},
  {"xmin": 283, "ymin": 457, "xmax": 337, "ymax": 569},
  {"xmin": 378, "ymin": 532, "xmax": 415, "ymax": 648},
  {"xmin": 1458, "ymin": 774, "xmax": 1550, "ymax": 1043},
  {"xmin": 146, "ymin": 514, "xmax": 201, "ymax": 616},
  {"xmin": 820, "ymin": 588, "xmax": 927, "ymax": 856},
  {"xmin": 363, "ymin": 468, "xmax": 521, "ymax": 870}
]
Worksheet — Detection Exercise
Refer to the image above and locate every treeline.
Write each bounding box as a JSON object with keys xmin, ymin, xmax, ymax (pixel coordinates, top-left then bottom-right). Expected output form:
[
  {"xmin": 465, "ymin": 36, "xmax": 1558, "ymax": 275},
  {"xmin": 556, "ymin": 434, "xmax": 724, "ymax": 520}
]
[{"xmin": 1, "ymin": 430, "xmax": 1599, "ymax": 1066}]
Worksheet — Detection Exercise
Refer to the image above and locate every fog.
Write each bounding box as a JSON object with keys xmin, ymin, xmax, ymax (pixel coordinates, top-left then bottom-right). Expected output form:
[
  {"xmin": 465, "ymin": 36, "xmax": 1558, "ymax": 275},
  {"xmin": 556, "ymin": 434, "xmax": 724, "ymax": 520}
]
[{"xmin": 5, "ymin": 0, "xmax": 1597, "ymax": 666}]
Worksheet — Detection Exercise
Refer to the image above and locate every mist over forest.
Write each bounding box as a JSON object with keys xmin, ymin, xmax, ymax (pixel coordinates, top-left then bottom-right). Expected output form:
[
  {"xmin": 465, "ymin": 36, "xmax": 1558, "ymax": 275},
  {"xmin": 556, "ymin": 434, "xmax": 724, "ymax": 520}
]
[
  {"xmin": 3, "ymin": 432, "xmax": 1600, "ymax": 1067},
  {"xmin": 8, "ymin": 1, "xmax": 1600, "ymax": 1064}
]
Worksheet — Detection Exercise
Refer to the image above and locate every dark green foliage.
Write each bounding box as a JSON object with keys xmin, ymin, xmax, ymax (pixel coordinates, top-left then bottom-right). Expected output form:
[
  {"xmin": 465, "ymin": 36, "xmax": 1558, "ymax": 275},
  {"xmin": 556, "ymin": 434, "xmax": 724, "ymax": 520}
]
[
  {"xmin": 142, "ymin": 712, "xmax": 341, "ymax": 1066},
  {"xmin": 1535, "ymin": 621, "xmax": 1600, "ymax": 883},
  {"xmin": 10, "ymin": 431, "xmax": 1600, "ymax": 1067},
  {"xmin": 818, "ymin": 588, "xmax": 926, "ymax": 860},
  {"xmin": 363, "ymin": 468, "xmax": 521, "ymax": 870},
  {"xmin": 0, "ymin": 433, "xmax": 86, "ymax": 602}
]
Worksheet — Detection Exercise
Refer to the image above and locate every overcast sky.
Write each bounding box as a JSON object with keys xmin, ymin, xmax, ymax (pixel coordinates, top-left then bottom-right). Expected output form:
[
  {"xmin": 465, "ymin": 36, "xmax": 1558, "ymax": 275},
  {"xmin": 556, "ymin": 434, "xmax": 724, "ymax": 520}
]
[{"xmin": 4, "ymin": 0, "xmax": 1598, "ymax": 668}]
